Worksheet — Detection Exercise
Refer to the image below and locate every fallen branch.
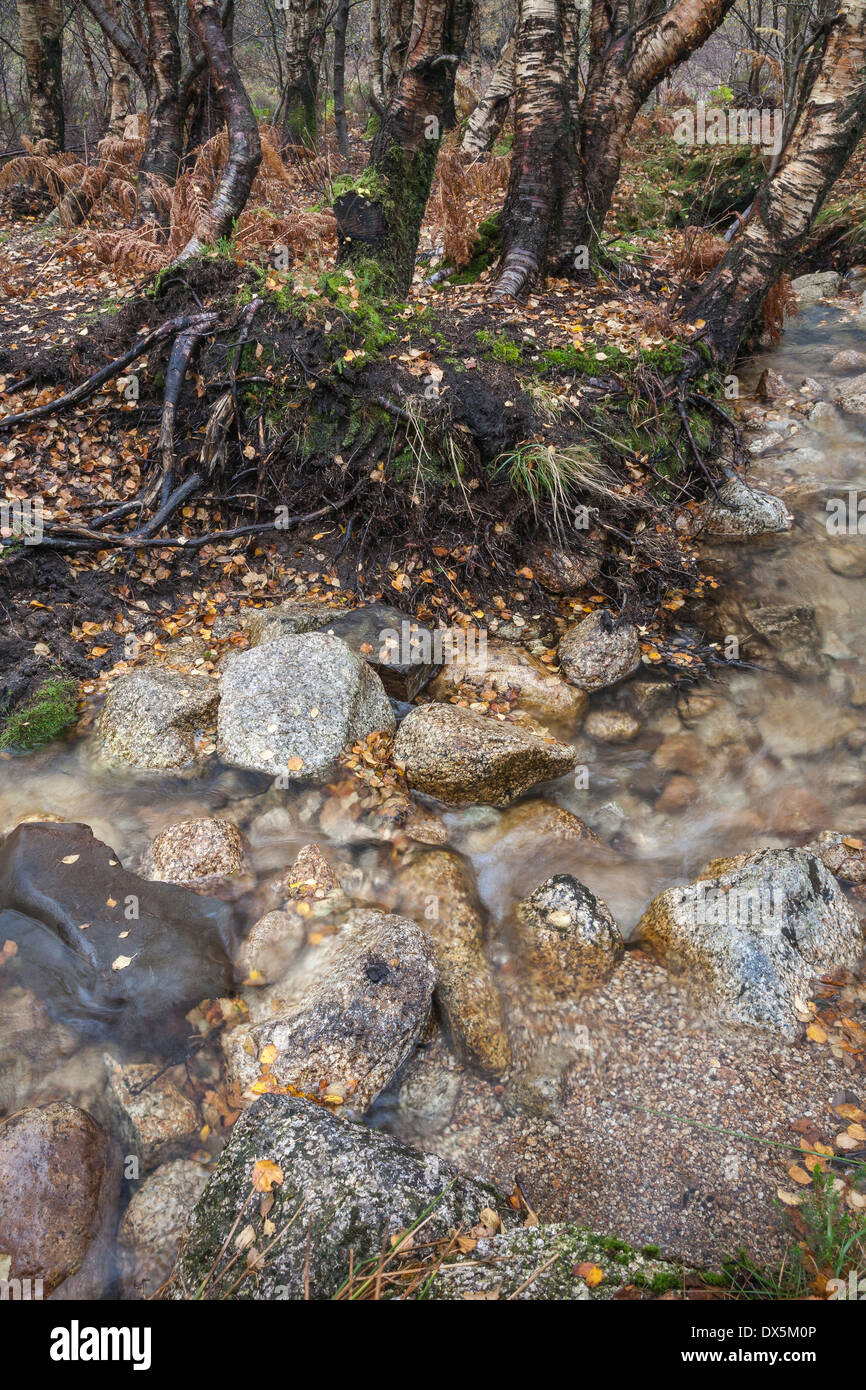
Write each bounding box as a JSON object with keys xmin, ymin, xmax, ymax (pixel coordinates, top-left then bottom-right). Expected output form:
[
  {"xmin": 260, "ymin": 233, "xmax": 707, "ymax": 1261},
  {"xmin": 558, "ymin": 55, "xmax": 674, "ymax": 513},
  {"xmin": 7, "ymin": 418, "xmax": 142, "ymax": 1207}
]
[{"xmin": 141, "ymin": 313, "xmax": 219, "ymax": 510}]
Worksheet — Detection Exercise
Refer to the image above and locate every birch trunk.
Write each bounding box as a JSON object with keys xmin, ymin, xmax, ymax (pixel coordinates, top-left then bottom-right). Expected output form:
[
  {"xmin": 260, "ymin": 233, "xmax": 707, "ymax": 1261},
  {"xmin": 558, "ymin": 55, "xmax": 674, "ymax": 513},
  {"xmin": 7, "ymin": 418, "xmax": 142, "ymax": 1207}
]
[
  {"xmin": 333, "ymin": 0, "xmax": 350, "ymax": 156},
  {"xmin": 682, "ymin": 0, "xmax": 866, "ymax": 364},
  {"xmin": 461, "ymin": 32, "xmax": 514, "ymax": 156},
  {"xmin": 283, "ymin": 0, "xmax": 323, "ymax": 146},
  {"xmin": 15, "ymin": 0, "xmax": 64, "ymax": 150}
]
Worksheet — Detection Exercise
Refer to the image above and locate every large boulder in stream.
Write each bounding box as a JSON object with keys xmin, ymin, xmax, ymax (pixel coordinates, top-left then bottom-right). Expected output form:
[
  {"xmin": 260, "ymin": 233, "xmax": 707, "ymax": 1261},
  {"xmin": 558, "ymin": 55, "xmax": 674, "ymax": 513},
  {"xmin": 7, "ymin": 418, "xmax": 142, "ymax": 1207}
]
[
  {"xmin": 223, "ymin": 909, "xmax": 436, "ymax": 1111},
  {"xmin": 393, "ymin": 703, "xmax": 577, "ymax": 806},
  {"xmin": 0, "ymin": 1102, "xmax": 121, "ymax": 1299},
  {"xmin": 218, "ymin": 633, "xmax": 395, "ymax": 781},
  {"xmin": 635, "ymin": 847, "xmax": 864, "ymax": 1037},
  {"xmin": 167, "ymin": 1094, "xmax": 517, "ymax": 1300},
  {"xmin": 699, "ymin": 473, "xmax": 793, "ymax": 540},
  {"xmin": 0, "ymin": 822, "xmax": 233, "ymax": 1052},
  {"xmin": 95, "ymin": 667, "xmax": 218, "ymax": 770}
]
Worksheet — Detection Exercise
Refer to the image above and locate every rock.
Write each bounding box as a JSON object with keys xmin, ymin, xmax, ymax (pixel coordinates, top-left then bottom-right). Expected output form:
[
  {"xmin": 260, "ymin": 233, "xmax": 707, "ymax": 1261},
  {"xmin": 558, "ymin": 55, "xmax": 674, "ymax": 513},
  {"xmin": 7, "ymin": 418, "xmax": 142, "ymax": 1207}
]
[
  {"xmin": 239, "ymin": 601, "xmax": 346, "ymax": 642},
  {"xmin": 426, "ymin": 1223, "xmax": 677, "ymax": 1300},
  {"xmin": 393, "ymin": 703, "xmax": 577, "ymax": 807},
  {"xmin": 283, "ymin": 842, "xmax": 342, "ymax": 900},
  {"xmin": 117, "ymin": 1160, "xmax": 209, "ymax": 1299},
  {"xmin": 140, "ymin": 818, "xmax": 247, "ymax": 895},
  {"xmin": 757, "ymin": 689, "xmax": 858, "ymax": 759},
  {"xmin": 584, "ymin": 709, "xmax": 641, "ymax": 744},
  {"xmin": 790, "ymin": 270, "xmax": 841, "ymax": 302},
  {"xmin": 809, "ymin": 401, "xmax": 840, "ymax": 424},
  {"xmin": 223, "ymin": 909, "xmax": 436, "ymax": 1112},
  {"xmin": 0, "ymin": 822, "xmax": 233, "ymax": 1052},
  {"xmin": 461, "ymin": 799, "xmax": 598, "ymax": 855},
  {"xmin": 747, "ymin": 431, "xmax": 784, "ymax": 455},
  {"xmin": 830, "ymin": 370, "xmax": 866, "ymax": 402},
  {"xmin": 390, "ymin": 1043, "xmax": 463, "ymax": 1142},
  {"xmin": 826, "ymin": 543, "xmax": 866, "ymax": 578},
  {"xmin": 236, "ymin": 909, "xmax": 308, "ymax": 984},
  {"xmin": 558, "ymin": 610, "xmax": 641, "ymax": 693},
  {"xmin": 652, "ymin": 732, "xmax": 707, "ymax": 776},
  {"xmin": 813, "ymin": 830, "xmax": 866, "ymax": 885},
  {"xmin": 655, "ymin": 774, "xmax": 699, "ymax": 812},
  {"xmin": 253, "ymin": 602, "xmax": 438, "ymax": 702},
  {"xmin": 429, "ymin": 638, "xmax": 587, "ymax": 729},
  {"xmin": 218, "ymin": 634, "xmax": 395, "ymax": 782},
  {"xmin": 103, "ymin": 1056, "xmax": 199, "ymax": 1173},
  {"xmin": 526, "ymin": 545, "xmax": 602, "ymax": 594},
  {"xmin": 700, "ymin": 474, "xmax": 793, "ymax": 539},
  {"xmin": 635, "ymin": 848, "xmax": 864, "ymax": 1037},
  {"xmin": 514, "ymin": 874, "xmax": 624, "ymax": 1000},
  {"xmin": 745, "ymin": 603, "xmax": 825, "ymax": 676},
  {"xmin": 397, "ymin": 851, "xmax": 511, "ymax": 1077},
  {"xmin": 755, "ymin": 368, "xmax": 789, "ymax": 402},
  {"xmin": 0, "ymin": 1102, "xmax": 120, "ymax": 1297},
  {"xmin": 403, "ymin": 802, "xmax": 449, "ymax": 845},
  {"xmin": 504, "ymin": 1046, "xmax": 574, "ymax": 1119},
  {"xmin": 95, "ymin": 668, "xmax": 218, "ymax": 770},
  {"xmin": 167, "ymin": 1094, "xmax": 516, "ymax": 1299},
  {"xmin": 0, "ymin": 988, "xmax": 80, "ymax": 1116},
  {"xmin": 836, "ymin": 392, "xmax": 866, "ymax": 415},
  {"xmin": 829, "ymin": 349, "xmax": 866, "ymax": 372}
]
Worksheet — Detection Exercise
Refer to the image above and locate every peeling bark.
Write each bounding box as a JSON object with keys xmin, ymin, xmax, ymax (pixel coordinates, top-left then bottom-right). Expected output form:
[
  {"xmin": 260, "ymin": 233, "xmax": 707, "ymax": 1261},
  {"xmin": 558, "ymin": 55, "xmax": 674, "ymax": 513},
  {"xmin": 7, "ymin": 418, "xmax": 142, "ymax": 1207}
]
[
  {"xmin": 461, "ymin": 33, "xmax": 515, "ymax": 156},
  {"xmin": 682, "ymin": 0, "xmax": 866, "ymax": 364},
  {"xmin": 15, "ymin": 0, "xmax": 64, "ymax": 150}
]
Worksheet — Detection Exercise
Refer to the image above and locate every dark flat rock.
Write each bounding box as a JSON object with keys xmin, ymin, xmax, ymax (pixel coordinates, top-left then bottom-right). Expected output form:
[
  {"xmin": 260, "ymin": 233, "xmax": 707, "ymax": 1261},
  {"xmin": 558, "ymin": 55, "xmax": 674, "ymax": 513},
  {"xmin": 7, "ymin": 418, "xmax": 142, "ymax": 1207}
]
[{"xmin": 0, "ymin": 822, "xmax": 234, "ymax": 1053}]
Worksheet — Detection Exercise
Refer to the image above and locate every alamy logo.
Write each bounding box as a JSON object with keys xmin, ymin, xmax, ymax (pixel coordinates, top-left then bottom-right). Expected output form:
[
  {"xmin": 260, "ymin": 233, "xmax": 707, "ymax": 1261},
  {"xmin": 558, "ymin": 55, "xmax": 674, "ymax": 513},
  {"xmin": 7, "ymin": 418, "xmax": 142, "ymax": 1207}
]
[
  {"xmin": 673, "ymin": 101, "xmax": 782, "ymax": 153},
  {"xmin": 687, "ymin": 880, "xmax": 784, "ymax": 930},
  {"xmin": 378, "ymin": 621, "xmax": 487, "ymax": 667},
  {"xmin": 827, "ymin": 1271, "xmax": 866, "ymax": 1300},
  {"xmin": 49, "ymin": 1322, "xmax": 152, "ymax": 1371},
  {"xmin": 0, "ymin": 497, "xmax": 43, "ymax": 544},
  {"xmin": 0, "ymin": 1276, "xmax": 43, "ymax": 1299},
  {"xmin": 826, "ymin": 491, "xmax": 866, "ymax": 535}
]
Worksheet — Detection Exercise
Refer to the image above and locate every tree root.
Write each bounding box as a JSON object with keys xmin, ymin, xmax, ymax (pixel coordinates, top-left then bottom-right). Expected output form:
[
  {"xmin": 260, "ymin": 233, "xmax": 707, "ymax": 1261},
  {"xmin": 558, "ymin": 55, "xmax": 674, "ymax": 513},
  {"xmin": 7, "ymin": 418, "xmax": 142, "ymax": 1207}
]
[{"xmin": 0, "ymin": 315, "xmax": 208, "ymax": 432}]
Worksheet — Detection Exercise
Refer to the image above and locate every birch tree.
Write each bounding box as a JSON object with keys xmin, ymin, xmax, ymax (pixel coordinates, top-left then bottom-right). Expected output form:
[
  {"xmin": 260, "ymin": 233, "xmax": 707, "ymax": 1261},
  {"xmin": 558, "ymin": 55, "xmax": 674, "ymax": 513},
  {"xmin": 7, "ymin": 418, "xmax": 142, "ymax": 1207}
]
[{"xmin": 15, "ymin": 0, "xmax": 64, "ymax": 150}]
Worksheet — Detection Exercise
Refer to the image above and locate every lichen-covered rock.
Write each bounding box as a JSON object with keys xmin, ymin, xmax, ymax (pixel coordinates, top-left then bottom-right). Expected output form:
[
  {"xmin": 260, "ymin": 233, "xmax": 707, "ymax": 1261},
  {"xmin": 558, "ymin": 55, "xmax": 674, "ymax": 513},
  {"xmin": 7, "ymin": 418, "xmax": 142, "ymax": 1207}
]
[
  {"xmin": 236, "ymin": 909, "xmax": 308, "ymax": 984},
  {"xmin": 699, "ymin": 474, "xmax": 793, "ymax": 539},
  {"xmin": 103, "ymin": 1056, "xmax": 199, "ymax": 1173},
  {"xmin": 95, "ymin": 668, "xmax": 218, "ymax": 770},
  {"xmin": 514, "ymin": 874, "xmax": 625, "ymax": 1000},
  {"xmin": 812, "ymin": 830, "xmax": 866, "ymax": 885},
  {"xmin": 557, "ymin": 610, "xmax": 641, "ymax": 693},
  {"xmin": 218, "ymin": 634, "xmax": 395, "ymax": 782},
  {"xmin": 426, "ymin": 1223, "xmax": 679, "ymax": 1300},
  {"xmin": 790, "ymin": 270, "xmax": 841, "ymax": 302},
  {"xmin": 584, "ymin": 709, "xmax": 641, "ymax": 744},
  {"xmin": 635, "ymin": 848, "xmax": 864, "ymax": 1037},
  {"xmin": 240, "ymin": 601, "xmax": 346, "ymax": 643},
  {"xmin": 393, "ymin": 703, "xmax": 577, "ymax": 807},
  {"xmin": 166, "ymin": 1094, "xmax": 516, "ymax": 1299},
  {"xmin": 0, "ymin": 1102, "xmax": 120, "ymax": 1298},
  {"xmin": 430, "ymin": 639, "xmax": 588, "ymax": 729},
  {"xmin": 397, "ymin": 851, "xmax": 511, "ymax": 1077},
  {"xmin": 223, "ymin": 909, "xmax": 436, "ymax": 1112},
  {"xmin": 117, "ymin": 1160, "xmax": 209, "ymax": 1299},
  {"xmin": 140, "ymin": 818, "xmax": 247, "ymax": 895}
]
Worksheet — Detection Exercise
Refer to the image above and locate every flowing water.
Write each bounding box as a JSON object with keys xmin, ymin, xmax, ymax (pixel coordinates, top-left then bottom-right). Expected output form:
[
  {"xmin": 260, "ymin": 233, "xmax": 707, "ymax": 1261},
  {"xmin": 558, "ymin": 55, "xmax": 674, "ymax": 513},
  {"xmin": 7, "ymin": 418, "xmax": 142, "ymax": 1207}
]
[{"xmin": 2, "ymin": 288, "xmax": 865, "ymax": 1284}]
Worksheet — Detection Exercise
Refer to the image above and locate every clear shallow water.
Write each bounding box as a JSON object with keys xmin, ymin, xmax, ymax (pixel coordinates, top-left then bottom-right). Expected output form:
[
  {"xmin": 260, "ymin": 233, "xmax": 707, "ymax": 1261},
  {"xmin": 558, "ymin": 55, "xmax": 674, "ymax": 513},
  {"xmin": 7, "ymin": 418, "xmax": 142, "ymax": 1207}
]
[{"xmin": 1, "ymin": 295, "xmax": 865, "ymax": 1295}]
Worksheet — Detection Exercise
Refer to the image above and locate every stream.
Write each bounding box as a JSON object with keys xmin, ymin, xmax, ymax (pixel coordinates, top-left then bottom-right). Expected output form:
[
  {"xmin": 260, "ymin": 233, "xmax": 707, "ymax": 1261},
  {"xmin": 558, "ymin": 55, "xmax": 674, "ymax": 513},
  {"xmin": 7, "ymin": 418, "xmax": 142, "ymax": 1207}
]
[{"xmin": 2, "ymin": 283, "xmax": 865, "ymax": 1287}]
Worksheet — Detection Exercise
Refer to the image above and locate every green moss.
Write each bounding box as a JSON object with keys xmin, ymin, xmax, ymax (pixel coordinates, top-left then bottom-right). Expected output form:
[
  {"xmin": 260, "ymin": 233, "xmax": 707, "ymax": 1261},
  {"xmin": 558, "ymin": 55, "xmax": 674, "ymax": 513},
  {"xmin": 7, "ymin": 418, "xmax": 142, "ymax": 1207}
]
[
  {"xmin": 475, "ymin": 328, "xmax": 521, "ymax": 364},
  {"xmin": 451, "ymin": 215, "xmax": 503, "ymax": 284},
  {"xmin": 1, "ymin": 675, "xmax": 79, "ymax": 750}
]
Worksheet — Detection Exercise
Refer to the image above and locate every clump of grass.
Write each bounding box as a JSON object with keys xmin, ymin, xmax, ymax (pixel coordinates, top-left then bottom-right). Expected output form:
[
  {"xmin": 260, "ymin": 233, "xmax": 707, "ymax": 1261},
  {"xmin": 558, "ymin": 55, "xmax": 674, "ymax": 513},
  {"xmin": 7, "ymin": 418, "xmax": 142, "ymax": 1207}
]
[
  {"xmin": 0, "ymin": 675, "xmax": 80, "ymax": 751},
  {"xmin": 495, "ymin": 442, "xmax": 619, "ymax": 533}
]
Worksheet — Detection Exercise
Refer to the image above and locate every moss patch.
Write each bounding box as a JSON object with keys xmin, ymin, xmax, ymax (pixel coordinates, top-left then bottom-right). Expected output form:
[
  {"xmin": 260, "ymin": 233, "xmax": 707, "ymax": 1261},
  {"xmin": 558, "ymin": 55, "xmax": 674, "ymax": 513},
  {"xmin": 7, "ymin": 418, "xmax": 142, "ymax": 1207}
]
[{"xmin": 1, "ymin": 674, "xmax": 79, "ymax": 750}]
